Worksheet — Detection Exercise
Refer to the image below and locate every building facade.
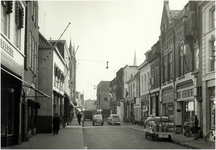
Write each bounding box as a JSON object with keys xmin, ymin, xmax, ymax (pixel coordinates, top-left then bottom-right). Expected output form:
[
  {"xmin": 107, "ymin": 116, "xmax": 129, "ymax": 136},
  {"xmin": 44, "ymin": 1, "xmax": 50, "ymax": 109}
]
[
  {"xmin": 138, "ymin": 61, "xmax": 150, "ymax": 122},
  {"xmin": 1, "ymin": 1, "xmax": 26, "ymax": 146},
  {"xmin": 37, "ymin": 34, "xmax": 66, "ymax": 133},
  {"xmin": 199, "ymin": 1, "xmax": 215, "ymax": 138},
  {"xmin": 96, "ymin": 81, "xmax": 111, "ymax": 117}
]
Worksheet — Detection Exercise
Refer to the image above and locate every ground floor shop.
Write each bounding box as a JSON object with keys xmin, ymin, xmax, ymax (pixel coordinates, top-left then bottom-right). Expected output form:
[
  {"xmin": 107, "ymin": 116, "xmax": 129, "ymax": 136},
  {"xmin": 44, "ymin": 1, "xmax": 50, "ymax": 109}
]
[
  {"xmin": 1, "ymin": 68, "xmax": 22, "ymax": 147},
  {"xmin": 202, "ymin": 78, "xmax": 215, "ymax": 138},
  {"xmin": 161, "ymin": 87, "xmax": 175, "ymax": 121},
  {"xmin": 140, "ymin": 94, "xmax": 149, "ymax": 122},
  {"xmin": 149, "ymin": 91, "xmax": 160, "ymax": 116}
]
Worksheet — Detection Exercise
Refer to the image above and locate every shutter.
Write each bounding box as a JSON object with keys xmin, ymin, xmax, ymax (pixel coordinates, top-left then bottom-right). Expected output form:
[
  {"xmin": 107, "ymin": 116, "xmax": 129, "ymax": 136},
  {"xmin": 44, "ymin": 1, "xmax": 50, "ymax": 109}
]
[
  {"xmin": 15, "ymin": 2, "xmax": 19, "ymax": 23},
  {"xmin": 15, "ymin": 2, "xmax": 24, "ymax": 29},
  {"xmin": 18, "ymin": 7, "xmax": 24, "ymax": 29},
  {"xmin": 6, "ymin": 1, "xmax": 13, "ymax": 14}
]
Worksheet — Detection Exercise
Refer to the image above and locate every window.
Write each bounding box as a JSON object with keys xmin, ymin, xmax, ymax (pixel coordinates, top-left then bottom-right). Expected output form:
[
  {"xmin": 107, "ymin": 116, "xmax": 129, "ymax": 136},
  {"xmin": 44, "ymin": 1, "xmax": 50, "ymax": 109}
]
[
  {"xmin": 29, "ymin": 32, "xmax": 32, "ymax": 68},
  {"xmin": 209, "ymin": 36, "xmax": 215, "ymax": 71},
  {"xmin": 133, "ymin": 83, "xmax": 135, "ymax": 97},
  {"xmin": 30, "ymin": 37, "xmax": 35, "ymax": 70},
  {"xmin": 194, "ymin": 41, "xmax": 199, "ymax": 70},
  {"xmin": 144, "ymin": 74, "xmax": 146, "ymax": 91},
  {"xmin": 151, "ymin": 69, "xmax": 154, "ymax": 87},
  {"xmin": 210, "ymin": 8, "xmax": 215, "ymax": 29},
  {"xmin": 210, "ymin": 41, "xmax": 215, "ymax": 71},
  {"xmin": 155, "ymin": 67, "xmax": 158, "ymax": 86},
  {"xmin": 180, "ymin": 44, "xmax": 184, "ymax": 75},
  {"xmin": 163, "ymin": 55, "xmax": 167, "ymax": 81},
  {"xmin": 1, "ymin": 1, "xmax": 11, "ymax": 37},
  {"xmin": 34, "ymin": 42, "xmax": 37, "ymax": 73},
  {"xmin": 168, "ymin": 52, "xmax": 173, "ymax": 79}
]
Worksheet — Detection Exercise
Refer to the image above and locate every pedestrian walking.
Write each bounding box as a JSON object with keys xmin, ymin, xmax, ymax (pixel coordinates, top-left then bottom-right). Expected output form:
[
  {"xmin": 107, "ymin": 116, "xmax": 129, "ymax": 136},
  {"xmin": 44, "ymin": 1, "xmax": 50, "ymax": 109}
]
[
  {"xmin": 53, "ymin": 113, "xmax": 61, "ymax": 135},
  {"xmin": 77, "ymin": 112, "xmax": 82, "ymax": 125},
  {"xmin": 191, "ymin": 115, "xmax": 199, "ymax": 140}
]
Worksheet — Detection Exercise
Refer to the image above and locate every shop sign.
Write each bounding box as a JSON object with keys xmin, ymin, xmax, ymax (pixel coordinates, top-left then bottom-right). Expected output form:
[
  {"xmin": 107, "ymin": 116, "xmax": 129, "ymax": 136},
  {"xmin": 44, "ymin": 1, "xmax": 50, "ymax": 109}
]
[
  {"xmin": 134, "ymin": 103, "xmax": 140, "ymax": 108},
  {"xmin": 1, "ymin": 38, "xmax": 14, "ymax": 57}
]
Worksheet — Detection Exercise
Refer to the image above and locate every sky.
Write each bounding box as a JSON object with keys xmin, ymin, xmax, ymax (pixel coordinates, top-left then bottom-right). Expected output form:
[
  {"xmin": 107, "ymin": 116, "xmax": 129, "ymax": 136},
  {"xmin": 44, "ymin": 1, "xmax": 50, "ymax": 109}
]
[{"xmin": 38, "ymin": 0, "xmax": 188, "ymax": 100}]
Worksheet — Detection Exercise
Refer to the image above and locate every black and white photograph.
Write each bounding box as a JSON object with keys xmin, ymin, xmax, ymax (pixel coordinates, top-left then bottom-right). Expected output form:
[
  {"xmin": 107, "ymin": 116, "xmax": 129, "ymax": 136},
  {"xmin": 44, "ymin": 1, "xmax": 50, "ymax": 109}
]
[{"xmin": 1, "ymin": 0, "xmax": 215, "ymax": 149}]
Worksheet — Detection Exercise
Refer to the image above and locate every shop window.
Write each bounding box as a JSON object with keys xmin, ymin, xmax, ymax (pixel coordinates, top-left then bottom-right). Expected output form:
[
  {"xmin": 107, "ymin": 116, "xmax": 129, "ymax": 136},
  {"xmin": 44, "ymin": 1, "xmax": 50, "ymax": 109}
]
[
  {"xmin": 185, "ymin": 101, "xmax": 194, "ymax": 122},
  {"xmin": 8, "ymin": 88, "xmax": 15, "ymax": 135}
]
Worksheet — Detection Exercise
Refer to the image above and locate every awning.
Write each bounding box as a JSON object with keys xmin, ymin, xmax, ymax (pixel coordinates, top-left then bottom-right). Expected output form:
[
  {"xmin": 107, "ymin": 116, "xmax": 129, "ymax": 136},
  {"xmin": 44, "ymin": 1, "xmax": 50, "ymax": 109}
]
[
  {"xmin": 1, "ymin": 67, "xmax": 51, "ymax": 99},
  {"xmin": 70, "ymin": 101, "xmax": 77, "ymax": 107}
]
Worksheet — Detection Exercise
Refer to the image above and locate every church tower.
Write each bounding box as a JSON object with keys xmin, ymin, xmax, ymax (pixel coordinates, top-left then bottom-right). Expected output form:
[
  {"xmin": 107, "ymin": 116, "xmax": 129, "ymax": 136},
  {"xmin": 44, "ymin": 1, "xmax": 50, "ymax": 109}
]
[{"xmin": 133, "ymin": 50, "xmax": 137, "ymax": 66}]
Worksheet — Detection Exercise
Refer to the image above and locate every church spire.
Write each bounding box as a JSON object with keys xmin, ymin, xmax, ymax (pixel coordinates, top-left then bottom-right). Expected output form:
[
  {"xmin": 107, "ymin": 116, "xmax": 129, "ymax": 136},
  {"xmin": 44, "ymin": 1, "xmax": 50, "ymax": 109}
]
[{"xmin": 133, "ymin": 50, "xmax": 137, "ymax": 66}]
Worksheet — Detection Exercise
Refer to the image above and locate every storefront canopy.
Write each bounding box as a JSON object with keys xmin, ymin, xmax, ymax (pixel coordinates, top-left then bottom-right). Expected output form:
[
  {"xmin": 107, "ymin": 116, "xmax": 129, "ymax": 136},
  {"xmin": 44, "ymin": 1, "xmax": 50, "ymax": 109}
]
[{"xmin": 1, "ymin": 68, "xmax": 51, "ymax": 99}]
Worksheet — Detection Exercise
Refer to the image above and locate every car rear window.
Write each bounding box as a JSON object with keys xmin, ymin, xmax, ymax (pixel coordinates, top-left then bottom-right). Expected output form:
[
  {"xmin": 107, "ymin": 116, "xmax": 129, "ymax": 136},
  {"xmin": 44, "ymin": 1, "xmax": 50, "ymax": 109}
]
[
  {"xmin": 94, "ymin": 115, "xmax": 102, "ymax": 119},
  {"xmin": 112, "ymin": 116, "xmax": 119, "ymax": 118}
]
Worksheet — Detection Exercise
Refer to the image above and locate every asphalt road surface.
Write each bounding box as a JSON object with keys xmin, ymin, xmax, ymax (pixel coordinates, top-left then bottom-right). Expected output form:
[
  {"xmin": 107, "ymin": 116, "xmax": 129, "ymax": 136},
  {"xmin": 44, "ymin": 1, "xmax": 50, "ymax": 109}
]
[{"xmin": 82, "ymin": 121, "xmax": 188, "ymax": 149}]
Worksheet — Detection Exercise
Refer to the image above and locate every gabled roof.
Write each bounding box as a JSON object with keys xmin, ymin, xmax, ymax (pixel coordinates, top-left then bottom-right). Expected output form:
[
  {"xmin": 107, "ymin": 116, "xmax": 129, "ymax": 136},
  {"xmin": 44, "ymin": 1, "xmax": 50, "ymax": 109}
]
[{"xmin": 160, "ymin": 1, "xmax": 181, "ymax": 30}]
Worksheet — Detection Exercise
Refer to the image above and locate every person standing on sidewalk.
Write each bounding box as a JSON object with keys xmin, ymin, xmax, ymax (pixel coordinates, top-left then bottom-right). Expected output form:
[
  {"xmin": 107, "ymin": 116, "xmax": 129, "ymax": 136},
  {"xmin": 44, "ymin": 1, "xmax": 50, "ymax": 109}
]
[
  {"xmin": 191, "ymin": 115, "xmax": 199, "ymax": 140},
  {"xmin": 53, "ymin": 113, "xmax": 61, "ymax": 135},
  {"xmin": 77, "ymin": 112, "xmax": 82, "ymax": 125}
]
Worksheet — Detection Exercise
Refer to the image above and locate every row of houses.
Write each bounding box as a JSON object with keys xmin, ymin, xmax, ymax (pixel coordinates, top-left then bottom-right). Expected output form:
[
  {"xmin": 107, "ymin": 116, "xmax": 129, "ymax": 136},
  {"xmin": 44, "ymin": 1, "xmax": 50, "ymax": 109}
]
[
  {"xmin": 96, "ymin": 1, "xmax": 215, "ymax": 138},
  {"xmin": 1, "ymin": 1, "xmax": 82, "ymax": 147}
]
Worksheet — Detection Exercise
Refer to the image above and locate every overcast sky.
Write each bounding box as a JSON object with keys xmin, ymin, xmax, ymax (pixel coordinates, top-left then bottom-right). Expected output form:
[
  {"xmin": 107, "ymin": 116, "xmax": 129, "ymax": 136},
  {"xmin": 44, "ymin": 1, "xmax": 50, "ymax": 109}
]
[{"xmin": 38, "ymin": 0, "xmax": 188, "ymax": 100}]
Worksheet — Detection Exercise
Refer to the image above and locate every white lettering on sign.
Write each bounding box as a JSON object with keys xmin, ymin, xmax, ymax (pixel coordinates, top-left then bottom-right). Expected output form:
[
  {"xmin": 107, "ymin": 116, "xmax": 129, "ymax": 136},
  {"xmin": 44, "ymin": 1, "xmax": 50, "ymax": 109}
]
[
  {"xmin": 1, "ymin": 38, "xmax": 14, "ymax": 57},
  {"xmin": 134, "ymin": 104, "xmax": 140, "ymax": 108}
]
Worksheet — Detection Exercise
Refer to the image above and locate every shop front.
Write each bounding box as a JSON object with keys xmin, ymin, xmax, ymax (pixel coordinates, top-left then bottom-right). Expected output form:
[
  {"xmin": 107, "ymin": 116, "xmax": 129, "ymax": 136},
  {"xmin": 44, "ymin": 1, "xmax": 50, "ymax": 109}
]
[
  {"xmin": 141, "ymin": 94, "xmax": 149, "ymax": 122},
  {"xmin": 176, "ymin": 84, "xmax": 195, "ymax": 133},
  {"xmin": 162, "ymin": 88, "xmax": 175, "ymax": 121},
  {"xmin": 1, "ymin": 69, "xmax": 22, "ymax": 147},
  {"xmin": 149, "ymin": 92, "xmax": 160, "ymax": 116}
]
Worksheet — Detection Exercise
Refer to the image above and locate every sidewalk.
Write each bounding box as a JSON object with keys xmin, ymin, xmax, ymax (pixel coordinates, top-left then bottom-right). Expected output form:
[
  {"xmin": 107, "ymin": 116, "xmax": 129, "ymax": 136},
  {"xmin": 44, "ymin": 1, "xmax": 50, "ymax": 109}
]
[
  {"xmin": 123, "ymin": 123, "xmax": 215, "ymax": 149},
  {"xmin": 4, "ymin": 119, "xmax": 84, "ymax": 149}
]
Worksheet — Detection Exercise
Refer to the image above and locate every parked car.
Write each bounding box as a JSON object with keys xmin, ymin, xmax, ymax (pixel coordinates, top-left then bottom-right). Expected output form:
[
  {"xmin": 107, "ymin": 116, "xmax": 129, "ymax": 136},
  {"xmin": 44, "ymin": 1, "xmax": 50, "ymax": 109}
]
[
  {"xmin": 92, "ymin": 114, "xmax": 104, "ymax": 126},
  {"xmin": 107, "ymin": 114, "xmax": 121, "ymax": 125}
]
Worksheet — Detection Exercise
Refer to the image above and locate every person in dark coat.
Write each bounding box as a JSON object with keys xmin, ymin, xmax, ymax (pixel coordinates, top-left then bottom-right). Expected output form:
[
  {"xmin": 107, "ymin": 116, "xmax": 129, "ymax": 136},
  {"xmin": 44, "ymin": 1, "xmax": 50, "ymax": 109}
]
[
  {"xmin": 77, "ymin": 112, "xmax": 82, "ymax": 125},
  {"xmin": 53, "ymin": 113, "xmax": 61, "ymax": 135},
  {"xmin": 191, "ymin": 115, "xmax": 199, "ymax": 140}
]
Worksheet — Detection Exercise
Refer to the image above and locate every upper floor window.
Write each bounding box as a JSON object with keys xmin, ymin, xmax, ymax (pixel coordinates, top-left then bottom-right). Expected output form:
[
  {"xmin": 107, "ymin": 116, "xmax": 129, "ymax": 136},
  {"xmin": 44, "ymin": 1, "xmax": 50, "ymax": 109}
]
[
  {"xmin": 155, "ymin": 67, "xmax": 159, "ymax": 86},
  {"xmin": 1, "ymin": 1, "xmax": 12, "ymax": 38},
  {"xmin": 209, "ymin": 35, "xmax": 215, "ymax": 71},
  {"xmin": 180, "ymin": 43, "xmax": 185, "ymax": 76},
  {"xmin": 210, "ymin": 8, "xmax": 215, "ymax": 30},
  {"xmin": 133, "ymin": 83, "xmax": 135, "ymax": 97},
  {"xmin": 168, "ymin": 51, "xmax": 173, "ymax": 79},
  {"xmin": 194, "ymin": 40, "xmax": 199, "ymax": 70},
  {"xmin": 163, "ymin": 54, "xmax": 167, "ymax": 81}
]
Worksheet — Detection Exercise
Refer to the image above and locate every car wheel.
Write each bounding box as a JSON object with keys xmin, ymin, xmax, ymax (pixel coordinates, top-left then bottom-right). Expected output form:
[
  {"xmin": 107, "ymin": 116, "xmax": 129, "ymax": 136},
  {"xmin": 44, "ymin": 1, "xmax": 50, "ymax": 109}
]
[
  {"xmin": 101, "ymin": 123, "xmax": 103, "ymax": 126},
  {"xmin": 92, "ymin": 122, "xmax": 94, "ymax": 126}
]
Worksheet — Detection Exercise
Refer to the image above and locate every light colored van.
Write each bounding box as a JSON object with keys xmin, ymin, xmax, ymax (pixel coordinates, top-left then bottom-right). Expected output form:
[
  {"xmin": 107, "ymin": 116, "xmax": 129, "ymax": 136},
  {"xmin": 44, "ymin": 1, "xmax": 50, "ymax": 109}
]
[
  {"xmin": 107, "ymin": 114, "xmax": 121, "ymax": 125},
  {"xmin": 92, "ymin": 114, "xmax": 104, "ymax": 126}
]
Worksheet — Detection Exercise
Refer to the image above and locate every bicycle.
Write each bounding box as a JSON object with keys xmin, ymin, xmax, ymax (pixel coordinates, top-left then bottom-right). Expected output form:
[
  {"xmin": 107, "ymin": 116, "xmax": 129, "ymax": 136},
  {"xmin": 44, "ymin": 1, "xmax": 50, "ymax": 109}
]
[
  {"xmin": 205, "ymin": 125, "xmax": 215, "ymax": 142},
  {"xmin": 183, "ymin": 122, "xmax": 192, "ymax": 137}
]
